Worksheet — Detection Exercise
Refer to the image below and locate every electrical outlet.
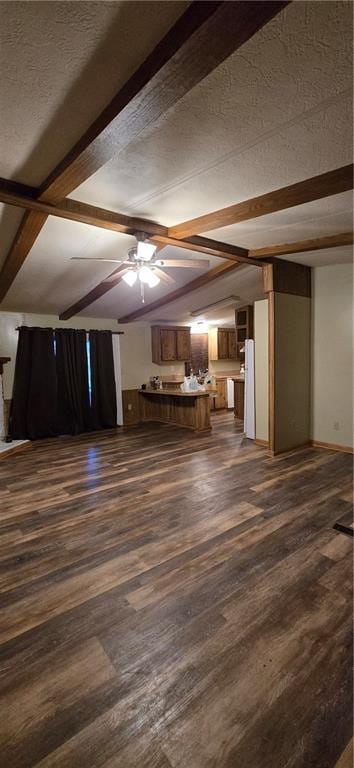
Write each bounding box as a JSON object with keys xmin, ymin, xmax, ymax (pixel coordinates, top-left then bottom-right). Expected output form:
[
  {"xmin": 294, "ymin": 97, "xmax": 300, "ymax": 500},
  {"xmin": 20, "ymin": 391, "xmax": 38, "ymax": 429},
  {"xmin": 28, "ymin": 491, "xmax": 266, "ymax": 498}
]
[
  {"xmin": 128, "ymin": 403, "xmax": 132, "ymax": 412},
  {"xmin": 333, "ymin": 421, "xmax": 340, "ymax": 431}
]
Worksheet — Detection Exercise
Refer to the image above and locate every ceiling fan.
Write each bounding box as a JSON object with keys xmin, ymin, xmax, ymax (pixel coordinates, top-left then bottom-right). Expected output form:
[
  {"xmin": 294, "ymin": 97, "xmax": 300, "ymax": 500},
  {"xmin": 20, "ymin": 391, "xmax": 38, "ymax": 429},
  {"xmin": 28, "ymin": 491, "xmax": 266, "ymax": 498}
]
[{"xmin": 71, "ymin": 232, "xmax": 209, "ymax": 302}]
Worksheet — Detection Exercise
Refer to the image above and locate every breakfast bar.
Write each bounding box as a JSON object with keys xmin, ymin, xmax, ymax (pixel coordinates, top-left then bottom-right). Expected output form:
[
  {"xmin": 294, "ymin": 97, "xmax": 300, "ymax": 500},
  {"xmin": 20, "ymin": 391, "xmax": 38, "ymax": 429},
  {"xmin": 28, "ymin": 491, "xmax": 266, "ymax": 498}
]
[{"xmin": 139, "ymin": 388, "xmax": 212, "ymax": 432}]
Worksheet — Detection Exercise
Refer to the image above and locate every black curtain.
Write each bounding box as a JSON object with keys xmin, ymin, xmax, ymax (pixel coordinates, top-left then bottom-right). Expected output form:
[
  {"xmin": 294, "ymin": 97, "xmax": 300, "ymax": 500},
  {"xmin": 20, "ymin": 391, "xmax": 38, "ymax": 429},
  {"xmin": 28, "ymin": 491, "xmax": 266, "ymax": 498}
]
[
  {"xmin": 89, "ymin": 330, "xmax": 117, "ymax": 429},
  {"xmin": 9, "ymin": 327, "xmax": 58, "ymax": 440},
  {"xmin": 55, "ymin": 329, "xmax": 91, "ymax": 435}
]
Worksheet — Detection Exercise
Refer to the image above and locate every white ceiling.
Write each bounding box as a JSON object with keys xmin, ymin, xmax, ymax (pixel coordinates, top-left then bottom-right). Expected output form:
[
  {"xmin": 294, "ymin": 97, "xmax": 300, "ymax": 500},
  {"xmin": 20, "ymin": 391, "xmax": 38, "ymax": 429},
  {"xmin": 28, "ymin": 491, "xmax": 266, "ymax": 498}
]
[
  {"xmin": 89, "ymin": 264, "xmax": 264, "ymax": 327},
  {"xmin": 70, "ymin": 1, "xmax": 353, "ymax": 223},
  {"xmin": 0, "ymin": 0, "xmax": 352, "ymax": 322},
  {"xmin": 0, "ymin": 217, "xmax": 220, "ymax": 317},
  {"xmin": 0, "ymin": 1, "xmax": 187, "ymax": 186}
]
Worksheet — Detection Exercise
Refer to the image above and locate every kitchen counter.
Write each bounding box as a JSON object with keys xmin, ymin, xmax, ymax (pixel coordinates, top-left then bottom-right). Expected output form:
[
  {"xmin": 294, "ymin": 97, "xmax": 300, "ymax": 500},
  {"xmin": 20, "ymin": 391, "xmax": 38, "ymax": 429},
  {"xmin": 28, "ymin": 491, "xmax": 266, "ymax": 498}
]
[
  {"xmin": 139, "ymin": 388, "xmax": 212, "ymax": 431},
  {"xmin": 141, "ymin": 388, "xmax": 211, "ymax": 397}
]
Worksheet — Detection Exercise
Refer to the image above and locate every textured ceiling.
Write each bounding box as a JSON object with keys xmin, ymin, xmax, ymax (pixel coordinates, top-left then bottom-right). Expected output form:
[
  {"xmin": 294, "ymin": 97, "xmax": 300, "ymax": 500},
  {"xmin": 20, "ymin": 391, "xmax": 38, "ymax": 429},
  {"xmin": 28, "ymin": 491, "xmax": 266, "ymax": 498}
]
[
  {"xmin": 0, "ymin": 1, "xmax": 187, "ymax": 185},
  {"xmin": 0, "ymin": 0, "xmax": 353, "ymax": 321},
  {"xmin": 0, "ymin": 217, "xmax": 219, "ymax": 317},
  {"xmin": 88, "ymin": 265, "xmax": 265, "ymax": 326},
  {"xmin": 70, "ymin": 0, "xmax": 353, "ymax": 224},
  {"xmin": 205, "ymin": 192, "xmax": 354, "ymax": 250}
]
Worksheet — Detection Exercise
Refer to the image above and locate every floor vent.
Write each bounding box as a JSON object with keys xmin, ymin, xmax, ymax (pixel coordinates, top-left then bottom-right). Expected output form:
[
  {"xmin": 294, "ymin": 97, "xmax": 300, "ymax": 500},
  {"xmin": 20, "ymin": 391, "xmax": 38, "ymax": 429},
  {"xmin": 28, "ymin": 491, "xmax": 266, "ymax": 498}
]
[{"xmin": 333, "ymin": 522, "xmax": 354, "ymax": 538}]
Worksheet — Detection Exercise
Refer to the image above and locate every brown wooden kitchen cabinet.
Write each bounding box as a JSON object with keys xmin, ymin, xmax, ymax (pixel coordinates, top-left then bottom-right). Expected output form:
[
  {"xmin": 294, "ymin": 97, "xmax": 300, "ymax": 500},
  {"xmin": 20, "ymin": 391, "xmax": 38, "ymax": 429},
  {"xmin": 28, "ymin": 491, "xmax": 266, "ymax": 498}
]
[
  {"xmin": 176, "ymin": 329, "xmax": 191, "ymax": 361},
  {"xmin": 160, "ymin": 329, "xmax": 176, "ymax": 361},
  {"xmin": 151, "ymin": 326, "xmax": 191, "ymax": 364},
  {"xmin": 234, "ymin": 379, "xmax": 245, "ymax": 421},
  {"xmin": 213, "ymin": 378, "xmax": 227, "ymax": 410},
  {"xmin": 208, "ymin": 327, "xmax": 237, "ymax": 361},
  {"xmin": 235, "ymin": 305, "xmax": 253, "ymax": 362}
]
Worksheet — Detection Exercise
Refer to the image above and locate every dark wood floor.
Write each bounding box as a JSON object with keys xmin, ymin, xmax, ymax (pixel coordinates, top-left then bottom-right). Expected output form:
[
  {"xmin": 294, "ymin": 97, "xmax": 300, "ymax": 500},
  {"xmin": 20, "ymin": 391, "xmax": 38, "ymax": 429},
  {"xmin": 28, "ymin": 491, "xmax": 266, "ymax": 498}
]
[{"xmin": 0, "ymin": 412, "xmax": 352, "ymax": 768}]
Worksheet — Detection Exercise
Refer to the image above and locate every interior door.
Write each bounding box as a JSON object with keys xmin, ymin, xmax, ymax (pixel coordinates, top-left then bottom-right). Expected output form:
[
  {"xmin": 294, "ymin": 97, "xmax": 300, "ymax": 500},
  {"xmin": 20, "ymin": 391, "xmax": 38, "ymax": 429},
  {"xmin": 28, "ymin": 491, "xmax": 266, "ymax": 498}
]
[
  {"xmin": 160, "ymin": 329, "xmax": 176, "ymax": 361},
  {"xmin": 218, "ymin": 329, "xmax": 229, "ymax": 359},
  {"xmin": 176, "ymin": 329, "xmax": 191, "ymax": 361}
]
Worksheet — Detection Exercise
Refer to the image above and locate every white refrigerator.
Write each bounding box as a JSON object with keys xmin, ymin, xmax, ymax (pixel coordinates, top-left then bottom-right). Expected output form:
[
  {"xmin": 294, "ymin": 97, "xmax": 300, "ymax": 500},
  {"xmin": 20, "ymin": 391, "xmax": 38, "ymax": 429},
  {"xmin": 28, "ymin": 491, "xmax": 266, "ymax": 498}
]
[{"xmin": 244, "ymin": 339, "xmax": 255, "ymax": 439}]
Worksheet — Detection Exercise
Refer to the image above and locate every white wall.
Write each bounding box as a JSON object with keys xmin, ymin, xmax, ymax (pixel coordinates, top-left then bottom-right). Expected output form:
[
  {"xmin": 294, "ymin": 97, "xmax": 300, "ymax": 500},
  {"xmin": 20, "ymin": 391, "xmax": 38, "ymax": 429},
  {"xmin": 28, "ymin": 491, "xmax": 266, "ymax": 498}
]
[
  {"xmin": 254, "ymin": 299, "xmax": 268, "ymax": 443},
  {"xmin": 312, "ymin": 263, "xmax": 353, "ymax": 449},
  {"xmin": 0, "ymin": 311, "xmax": 184, "ymax": 398},
  {"xmin": 209, "ymin": 359, "xmax": 241, "ymax": 375}
]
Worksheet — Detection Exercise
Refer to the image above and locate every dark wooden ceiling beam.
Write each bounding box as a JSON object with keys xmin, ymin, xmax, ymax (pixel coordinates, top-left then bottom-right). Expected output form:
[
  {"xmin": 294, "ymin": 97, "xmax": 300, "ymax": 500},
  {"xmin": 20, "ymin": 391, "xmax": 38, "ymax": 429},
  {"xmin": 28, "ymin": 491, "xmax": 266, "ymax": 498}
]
[
  {"xmin": 149, "ymin": 234, "xmax": 258, "ymax": 264},
  {"xmin": 0, "ymin": 178, "xmax": 263, "ymax": 265},
  {"xmin": 0, "ymin": 179, "xmax": 167, "ymax": 237},
  {"xmin": 59, "ymin": 265, "xmax": 129, "ymax": 321},
  {"xmin": 39, "ymin": 1, "xmax": 290, "ymax": 205},
  {"xmin": 249, "ymin": 231, "xmax": 354, "ymax": 259},
  {"xmin": 169, "ymin": 164, "xmax": 354, "ymax": 238},
  {"xmin": 0, "ymin": 0, "xmax": 289, "ymax": 302}
]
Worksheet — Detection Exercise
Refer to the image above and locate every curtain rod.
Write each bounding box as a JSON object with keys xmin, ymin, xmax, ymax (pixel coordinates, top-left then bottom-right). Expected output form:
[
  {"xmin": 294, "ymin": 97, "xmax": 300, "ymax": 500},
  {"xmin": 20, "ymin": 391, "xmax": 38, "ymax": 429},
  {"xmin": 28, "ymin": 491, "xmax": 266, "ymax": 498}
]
[{"xmin": 15, "ymin": 326, "xmax": 124, "ymax": 335}]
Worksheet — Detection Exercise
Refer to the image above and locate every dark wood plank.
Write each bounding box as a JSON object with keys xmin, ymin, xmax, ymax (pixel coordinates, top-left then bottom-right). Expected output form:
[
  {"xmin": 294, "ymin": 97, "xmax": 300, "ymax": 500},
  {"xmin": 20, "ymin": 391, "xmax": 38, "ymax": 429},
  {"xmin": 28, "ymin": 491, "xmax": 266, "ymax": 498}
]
[{"xmin": 0, "ymin": 413, "xmax": 352, "ymax": 768}]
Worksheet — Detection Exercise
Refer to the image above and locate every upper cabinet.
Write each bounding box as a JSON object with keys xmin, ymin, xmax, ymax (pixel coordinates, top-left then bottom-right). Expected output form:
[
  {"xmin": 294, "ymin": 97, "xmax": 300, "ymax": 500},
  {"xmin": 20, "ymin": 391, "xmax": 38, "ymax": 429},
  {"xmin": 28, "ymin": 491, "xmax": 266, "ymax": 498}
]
[
  {"xmin": 235, "ymin": 305, "xmax": 254, "ymax": 362},
  {"xmin": 208, "ymin": 327, "xmax": 237, "ymax": 361},
  {"xmin": 151, "ymin": 326, "xmax": 191, "ymax": 364},
  {"xmin": 176, "ymin": 329, "xmax": 191, "ymax": 361}
]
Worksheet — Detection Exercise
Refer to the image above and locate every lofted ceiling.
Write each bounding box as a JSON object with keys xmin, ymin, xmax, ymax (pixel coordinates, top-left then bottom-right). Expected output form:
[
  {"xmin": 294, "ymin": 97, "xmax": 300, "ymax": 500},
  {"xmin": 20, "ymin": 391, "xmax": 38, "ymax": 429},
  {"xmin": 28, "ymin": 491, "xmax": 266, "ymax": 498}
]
[{"xmin": 0, "ymin": 0, "xmax": 352, "ymax": 323}]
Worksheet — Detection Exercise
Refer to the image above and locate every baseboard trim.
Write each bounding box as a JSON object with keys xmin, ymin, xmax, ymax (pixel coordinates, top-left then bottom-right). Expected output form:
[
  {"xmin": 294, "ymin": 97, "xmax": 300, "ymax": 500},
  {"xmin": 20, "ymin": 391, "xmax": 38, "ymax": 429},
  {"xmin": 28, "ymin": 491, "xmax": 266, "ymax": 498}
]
[
  {"xmin": 270, "ymin": 442, "xmax": 312, "ymax": 457},
  {"xmin": 311, "ymin": 440, "xmax": 354, "ymax": 455},
  {"xmin": 0, "ymin": 440, "xmax": 32, "ymax": 459},
  {"xmin": 255, "ymin": 438, "xmax": 269, "ymax": 448}
]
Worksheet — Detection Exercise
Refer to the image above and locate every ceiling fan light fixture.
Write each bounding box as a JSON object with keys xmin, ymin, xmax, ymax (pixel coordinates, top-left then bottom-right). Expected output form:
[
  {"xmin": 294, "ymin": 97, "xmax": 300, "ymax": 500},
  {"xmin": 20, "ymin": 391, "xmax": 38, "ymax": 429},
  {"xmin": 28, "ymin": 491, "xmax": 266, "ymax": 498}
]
[
  {"xmin": 145, "ymin": 270, "xmax": 160, "ymax": 288},
  {"xmin": 136, "ymin": 240, "xmax": 157, "ymax": 261},
  {"xmin": 122, "ymin": 270, "xmax": 138, "ymax": 286},
  {"xmin": 139, "ymin": 265, "xmax": 160, "ymax": 287}
]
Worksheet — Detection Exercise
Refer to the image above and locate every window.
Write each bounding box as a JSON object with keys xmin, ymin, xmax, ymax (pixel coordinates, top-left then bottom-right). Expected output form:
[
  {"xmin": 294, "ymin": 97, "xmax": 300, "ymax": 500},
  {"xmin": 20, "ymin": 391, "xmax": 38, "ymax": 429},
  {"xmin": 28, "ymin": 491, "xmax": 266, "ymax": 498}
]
[{"xmin": 86, "ymin": 335, "xmax": 92, "ymax": 406}]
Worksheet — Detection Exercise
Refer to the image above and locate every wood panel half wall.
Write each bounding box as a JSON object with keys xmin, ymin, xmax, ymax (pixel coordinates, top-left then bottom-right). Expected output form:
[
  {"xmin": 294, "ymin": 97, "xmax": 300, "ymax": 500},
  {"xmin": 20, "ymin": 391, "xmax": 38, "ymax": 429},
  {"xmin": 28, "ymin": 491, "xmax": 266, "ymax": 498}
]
[
  {"xmin": 122, "ymin": 389, "xmax": 141, "ymax": 426},
  {"xmin": 265, "ymin": 260, "xmax": 312, "ymax": 456}
]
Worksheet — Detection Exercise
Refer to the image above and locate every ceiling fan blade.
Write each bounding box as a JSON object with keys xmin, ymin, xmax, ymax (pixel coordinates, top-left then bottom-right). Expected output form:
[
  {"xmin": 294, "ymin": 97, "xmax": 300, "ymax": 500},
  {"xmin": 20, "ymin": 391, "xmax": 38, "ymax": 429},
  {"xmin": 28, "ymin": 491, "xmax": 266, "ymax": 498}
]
[
  {"xmin": 152, "ymin": 266, "xmax": 176, "ymax": 285},
  {"xmin": 154, "ymin": 258, "xmax": 209, "ymax": 269},
  {"xmin": 71, "ymin": 257, "xmax": 126, "ymax": 264},
  {"xmin": 104, "ymin": 266, "xmax": 130, "ymax": 283}
]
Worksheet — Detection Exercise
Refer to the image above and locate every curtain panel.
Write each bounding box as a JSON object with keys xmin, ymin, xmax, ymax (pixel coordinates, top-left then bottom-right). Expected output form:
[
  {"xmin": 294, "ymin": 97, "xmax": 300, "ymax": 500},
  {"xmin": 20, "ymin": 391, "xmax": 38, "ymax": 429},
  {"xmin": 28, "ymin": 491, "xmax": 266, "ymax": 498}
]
[
  {"xmin": 9, "ymin": 327, "xmax": 58, "ymax": 440},
  {"xmin": 10, "ymin": 327, "xmax": 118, "ymax": 440},
  {"xmin": 55, "ymin": 329, "xmax": 91, "ymax": 435},
  {"xmin": 89, "ymin": 330, "xmax": 117, "ymax": 429}
]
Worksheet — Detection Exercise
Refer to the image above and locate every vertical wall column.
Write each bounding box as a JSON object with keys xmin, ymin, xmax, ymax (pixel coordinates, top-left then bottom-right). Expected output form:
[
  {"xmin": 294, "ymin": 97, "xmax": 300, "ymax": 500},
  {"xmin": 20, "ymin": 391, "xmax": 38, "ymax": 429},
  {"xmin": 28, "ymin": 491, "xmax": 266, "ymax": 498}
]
[{"xmin": 263, "ymin": 260, "xmax": 311, "ymax": 456}]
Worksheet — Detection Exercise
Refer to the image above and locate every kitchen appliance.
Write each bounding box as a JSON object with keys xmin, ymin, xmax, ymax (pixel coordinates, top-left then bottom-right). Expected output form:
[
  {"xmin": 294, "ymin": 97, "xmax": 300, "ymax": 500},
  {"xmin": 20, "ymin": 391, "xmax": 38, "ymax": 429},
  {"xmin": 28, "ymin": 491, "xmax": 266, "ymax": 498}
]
[{"xmin": 244, "ymin": 339, "xmax": 255, "ymax": 439}]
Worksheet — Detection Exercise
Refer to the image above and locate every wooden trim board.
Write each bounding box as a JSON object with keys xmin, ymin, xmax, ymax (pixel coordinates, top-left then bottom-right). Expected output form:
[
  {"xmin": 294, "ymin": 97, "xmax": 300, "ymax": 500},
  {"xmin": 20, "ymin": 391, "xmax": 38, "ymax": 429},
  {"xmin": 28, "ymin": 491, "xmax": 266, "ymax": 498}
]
[
  {"xmin": 169, "ymin": 164, "xmax": 354, "ymax": 238},
  {"xmin": 254, "ymin": 438, "xmax": 269, "ymax": 448},
  {"xmin": 311, "ymin": 440, "xmax": 354, "ymax": 455},
  {"xmin": 0, "ymin": 441, "xmax": 32, "ymax": 460},
  {"xmin": 249, "ymin": 231, "xmax": 353, "ymax": 259}
]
